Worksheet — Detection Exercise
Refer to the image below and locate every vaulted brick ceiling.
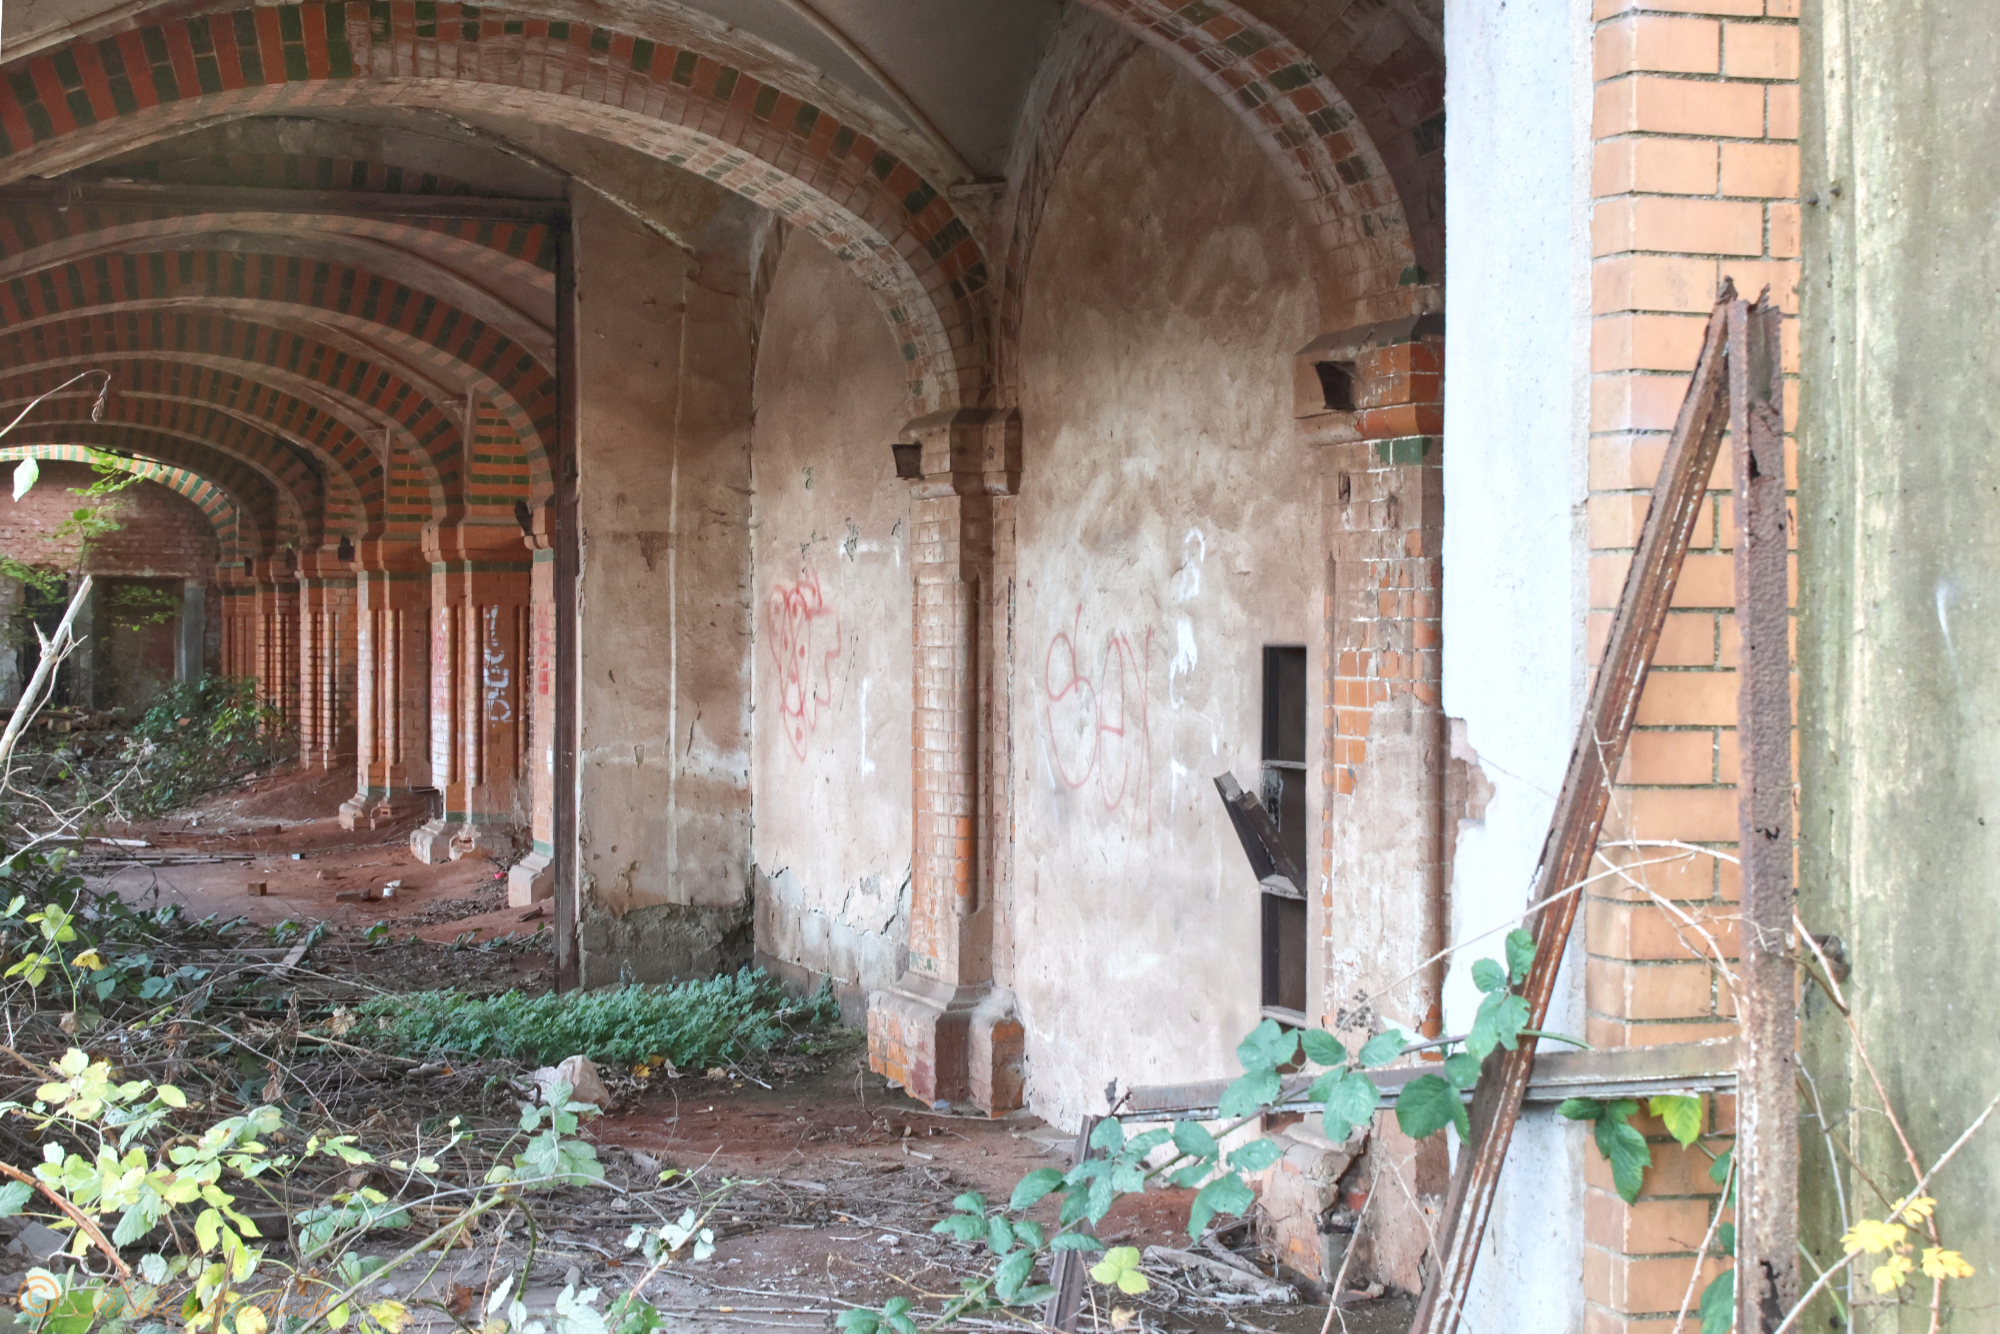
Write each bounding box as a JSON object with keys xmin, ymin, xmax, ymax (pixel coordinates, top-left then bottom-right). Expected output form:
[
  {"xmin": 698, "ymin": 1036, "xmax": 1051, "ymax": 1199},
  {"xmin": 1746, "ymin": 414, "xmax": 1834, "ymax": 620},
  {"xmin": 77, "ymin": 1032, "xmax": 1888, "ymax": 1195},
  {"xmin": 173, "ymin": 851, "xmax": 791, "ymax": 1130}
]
[{"xmin": 0, "ymin": 0, "xmax": 1442, "ymax": 555}]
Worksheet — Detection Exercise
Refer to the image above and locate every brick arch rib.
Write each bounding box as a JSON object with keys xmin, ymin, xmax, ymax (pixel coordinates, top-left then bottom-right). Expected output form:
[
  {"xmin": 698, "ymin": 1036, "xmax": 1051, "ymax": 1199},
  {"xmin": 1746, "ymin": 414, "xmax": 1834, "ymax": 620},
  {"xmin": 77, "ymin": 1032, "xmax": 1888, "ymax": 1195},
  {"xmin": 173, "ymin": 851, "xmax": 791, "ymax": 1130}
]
[
  {"xmin": 0, "ymin": 443, "xmax": 242, "ymax": 557},
  {"xmin": 0, "ymin": 3, "xmax": 992, "ymax": 415},
  {"xmin": 0, "ymin": 427, "xmax": 283, "ymax": 552}
]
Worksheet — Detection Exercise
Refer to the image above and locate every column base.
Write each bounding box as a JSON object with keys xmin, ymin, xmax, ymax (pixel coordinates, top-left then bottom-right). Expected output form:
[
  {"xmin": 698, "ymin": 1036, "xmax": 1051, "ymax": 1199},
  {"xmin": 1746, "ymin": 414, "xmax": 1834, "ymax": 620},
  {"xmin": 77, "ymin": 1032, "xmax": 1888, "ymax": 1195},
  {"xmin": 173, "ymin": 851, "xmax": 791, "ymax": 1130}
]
[
  {"xmin": 867, "ymin": 977, "xmax": 1024, "ymax": 1113},
  {"xmin": 507, "ymin": 848, "xmax": 555, "ymax": 908},
  {"xmin": 410, "ymin": 818, "xmax": 455, "ymax": 863},
  {"xmin": 339, "ymin": 790, "xmax": 429, "ymax": 831}
]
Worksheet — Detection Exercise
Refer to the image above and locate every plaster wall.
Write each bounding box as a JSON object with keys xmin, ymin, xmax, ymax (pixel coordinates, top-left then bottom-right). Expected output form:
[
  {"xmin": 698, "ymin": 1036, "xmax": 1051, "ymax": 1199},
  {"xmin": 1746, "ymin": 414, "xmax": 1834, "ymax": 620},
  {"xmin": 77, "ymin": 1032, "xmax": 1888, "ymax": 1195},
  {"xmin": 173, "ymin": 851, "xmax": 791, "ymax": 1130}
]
[
  {"xmin": 570, "ymin": 183, "xmax": 759, "ymax": 985},
  {"xmin": 1010, "ymin": 45, "xmax": 1319, "ymax": 1130},
  {"xmin": 1800, "ymin": 0, "xmax": 2000, "ymax": 1324},
  {"xmin": 749, "ymin": 237, "xmax": 915, "ymax": 1015},
  {"xmin": 1438, "ymin": 0, "xmax": 1593, "ymax": 1323}
]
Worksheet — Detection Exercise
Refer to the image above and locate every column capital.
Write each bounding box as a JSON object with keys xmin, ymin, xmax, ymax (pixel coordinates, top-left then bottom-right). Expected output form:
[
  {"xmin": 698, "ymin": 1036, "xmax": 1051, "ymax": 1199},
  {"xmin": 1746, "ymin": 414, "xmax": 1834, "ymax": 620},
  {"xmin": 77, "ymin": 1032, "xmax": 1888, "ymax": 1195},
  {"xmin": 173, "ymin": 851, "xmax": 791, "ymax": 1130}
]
[
  {"xmin": 349, "ymin": 539, "xmax": 426, "ymax": 576},
  {"xmin": 1293, "ymin": 312, "xmax": 1444, "ymax": 452},
  {"xmin": 422, "ymin": 519, "xmax": 536, "ymax": 565},
  {"xmin": 901, "ymin": 406, "xmax": 1020, "ymax": 498}
]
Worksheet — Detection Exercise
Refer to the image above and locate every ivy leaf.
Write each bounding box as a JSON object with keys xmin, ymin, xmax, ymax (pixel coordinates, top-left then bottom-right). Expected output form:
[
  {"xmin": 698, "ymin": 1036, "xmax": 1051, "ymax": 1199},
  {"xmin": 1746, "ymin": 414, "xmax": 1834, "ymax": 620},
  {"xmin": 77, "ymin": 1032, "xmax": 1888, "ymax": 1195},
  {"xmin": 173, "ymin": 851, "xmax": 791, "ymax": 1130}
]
[
  {"xmin": 1014, "ymin": 1221, "xmax": 1047, "ymax": 1251},
  {"xmin": 1709, "ymin": 1147, "xmax": 1734, "ymax": 1185},
  {"xmin": 1395, "ymin": 1075, "xmax": 1468, "ymax": 1141},
  {"xmin": 1470, "ymin": 958, "xmax": 1507, "ymax": 995},
  {"xmin": 1218, "ymin": 1070, "xmax": 1281, "ymax": 1118},
  {"xmin": 1714, "ymin": 1223, "xmax": 1735, "ymax": 1258},
  {"xmin": 882, "ymin": 1297, "xmax": 918, "ymax": 1334},
  {"xmin": 1322, "ymin": 1071, "xmax": 1380, "ymax": 1144},
  {"xmin": 1443, "ymin": 1052, "xmax": 1482, "ymax": 1091},
  {"xmin": 953, "ymin": 1192, "xmax": 988, "ymax": 1214},
  {"xmin": 1698, "ymin": 1269, "xmax": 1734, "ymax": 1334},
  {"xmin": 993, "ymin": 1250, "xmax": 1037, "ymax": 1305},
  {"xmin": 1357, "ymin": 1032, "xmax": 1406, "ymax": 1069},
  {"xmin": 1237, "ymin": 1020, "xmax": 1300, "ymax": 1074},
  {"xmin": 1300, "ymin": 1030, "xmax": 1346, "ymax": 1067},
  {"xmin": 1505, "ymin": 929, "xmax": 1536, "ymax": 984},
  {"xmin": 1558, "ymin": 1098, "xmax": 1606, "ymax": 1122},
  {"xmin": 0, "ymin": 1180, "xmax": 32, "ymax": 1217},
  {"xmin": 1227, "ymin": 1139, "xmax": 1283, "ymax": 1173},
  {"xmin": 1049, "ymin": 1233, "xmax": 1104, "ymax": 1252},
  {"xmin": 1187, "ymin": 1173, "xmax": 1255, "ymax": 1239},
  {"xmin": 1123, "ymin": 1128, "xmax": 1171, "ymax": 1160},
  {"xmin": 1593, "ymin": 1114, "xmax": 1652, "ymax": 1204},
  {"xmin": 1467, "ymin": 990, "xmax": 1530, "ymax": 1060},
  {"xmin": 13, "ymin": 457, "xmax": 38, "ymax": 502},
  {"xmin": 1171, "ymin": 1121, "xmax": 1217, "ymax": 1159},
  {"xmin": 1090, "ymin": 1120, "xmax": 1125, "ymax": 1154},
  {"xmin": 1649, "ymin": 1095, "xmax": 1703, "ymax": 1147},
  {"xmin": 987, "ymin": 1216, "xmax": 1016, "ymax": 1255},
  {"xmin": 1010, "ymin": 1168, "xmax": 1067, "ymax": 1210}
]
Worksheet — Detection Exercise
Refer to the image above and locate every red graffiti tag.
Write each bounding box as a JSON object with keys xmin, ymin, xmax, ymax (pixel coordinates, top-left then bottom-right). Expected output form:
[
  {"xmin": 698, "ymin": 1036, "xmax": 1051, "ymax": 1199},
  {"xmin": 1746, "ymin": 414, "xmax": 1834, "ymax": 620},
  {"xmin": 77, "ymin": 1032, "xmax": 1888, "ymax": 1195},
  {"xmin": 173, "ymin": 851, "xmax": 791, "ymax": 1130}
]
[
  {"xmin": 1043, "ymin": 605, "xmax": 1153, "ymax": 826},
  {"xmin": 768, "ymin": 568, "xmax": 841, "ymax": 760}
]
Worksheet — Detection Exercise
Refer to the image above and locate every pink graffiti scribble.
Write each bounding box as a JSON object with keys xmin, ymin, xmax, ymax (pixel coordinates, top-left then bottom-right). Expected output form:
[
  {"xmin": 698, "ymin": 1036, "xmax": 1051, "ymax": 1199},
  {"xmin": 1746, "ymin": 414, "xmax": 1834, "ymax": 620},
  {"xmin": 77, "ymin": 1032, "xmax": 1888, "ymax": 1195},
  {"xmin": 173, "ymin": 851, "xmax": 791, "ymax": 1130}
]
[
  {"xmin": 1043, "ymin": 604, "xmax": 1153, "ymax": 828},
  {"xmin": 768, "ymin": 567, "xmax": 841, "ymax": 760}
]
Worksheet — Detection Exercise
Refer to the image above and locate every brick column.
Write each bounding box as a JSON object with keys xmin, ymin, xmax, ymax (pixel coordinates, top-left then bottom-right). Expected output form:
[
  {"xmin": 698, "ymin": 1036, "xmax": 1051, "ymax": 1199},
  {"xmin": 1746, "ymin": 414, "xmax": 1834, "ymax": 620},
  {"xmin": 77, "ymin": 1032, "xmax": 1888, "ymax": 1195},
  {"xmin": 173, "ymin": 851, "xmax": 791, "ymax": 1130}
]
[
  {"xmin": 338, "ymin": 541, "xmax": 431, "ymax": 830},
  {"xmin": 1583, "ymin": 0, "xmax": 1795, "ymax": 1326},
  {"xmin": 1301, "ymin": 317, "xmax": 1448, "ymax": 1293},
  {"xmin": 217, "ymin": 562, "xmax": 253, "ymax": 682},
  {"xmin": 296, "ymin": 549, "xmax": 356, "ymax": 770},
  {"xmin": 411, "ymin": 523, "xmax": 530, "ymax": 863},
  {"xmin": 250, "ymin": 554, "xmax": 299, "ymax": 728},
  {"xmin": 867, "ymin": 408, "xmax": 1025, "ymax": 1113},
  {"xmin": 508, "ymin": 507, "xmax": 557, "ymax": 906}
]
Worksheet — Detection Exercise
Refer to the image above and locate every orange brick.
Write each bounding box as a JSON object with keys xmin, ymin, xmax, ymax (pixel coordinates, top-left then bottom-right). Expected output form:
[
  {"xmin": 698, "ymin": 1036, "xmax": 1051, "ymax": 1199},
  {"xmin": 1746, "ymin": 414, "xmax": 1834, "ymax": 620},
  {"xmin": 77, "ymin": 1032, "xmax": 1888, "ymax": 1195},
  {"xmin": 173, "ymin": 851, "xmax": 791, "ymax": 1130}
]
[
  {"xmin": 1765, "ymin": 0, "xmax": 1798, "ymax": 14},
  {"xmin": 1653, "ymin": 612, "xmax": 1718, "ymax": 666},
  {"xmin": 1584, "ymin": 1310, "xmax": 1683, "ymax": 1334},
  {"xmin": 1586, "ymin": 1190, "xmax": 1719, "ymax": 1254},
  {"xmin": 1593, "ymin": 197, "xmax": 1766, "ymax": 257},
  {"xmin": 1671, "ymin": 553, "xmax": 1735, "ymax": 606},
  {"xmin": 1595, "ymin": 0, "xmax": 1760, "ymax": 16},
  {"xmin": 1591, "ymin": 370, "xmax": 1703, "ymax": 432},
  {"xmin": 1770, "ymin": 201, "xmax": 1801, "ymax": 257},
  {"xmin": 1594, "ymin": 312, "xmax": 1713, "ymax": 373},
  {"xmin": 1590, "ymin": 493, "xmax": 1650, "ymax": 548},
  {"xmin": 1718, "ymin": 257, "xmax": 1801, "ymax": 311},
  {"xmin": 1595, "ymin": 75, "xmax": 1765, "ymax": 138},
  {"xmin": 1622, "ymin": 730, "xmax": 1716, "ymax": 784},
  {"xmin": 1588, "ymin": 957, "xmax": 1718, "ymax": 1019},
  {"xmin": 1767, "ymin": 82, "xmax": 1799, "ymax": 139},
  {"xmin": 1590, "ymin": 433, "xmax": 1670, "ymax": 490},
  {"xmin": 1585, "ymin": 1246, "xmax": 1729, "ymax": 1310},
  {"xmin": 1594, "ymin": 254, "xmax": 1724, "ymax": 313},
  {"xmin": 1595, "ymin": 14, "xmax": 1720, "ymax": 76},
  {"xmin": 1634, "ymin": 669, "xmax": 1738, "ymax": 726},
  {"xmin": 1719, "ymin": 140, "xmax": 1799, "ymax": 197},
  {"xmin": 1590, "ymin": 845, "xmax": 1725, "ymax": 903},
  {"xmin": 1590, "ymin": 899, "xmax": 1741, "ymax": 960},
  {"xmin": 1622, "ymin": 784, "xmax": 1740, "ymax": 840},
  {"xmin": 1595, "ymin": 136, "xmax": 1720, "ymax": 197},
  {"xmin": 1722, "ymin": 21, "xmax": 1799, "ymax": 78}
]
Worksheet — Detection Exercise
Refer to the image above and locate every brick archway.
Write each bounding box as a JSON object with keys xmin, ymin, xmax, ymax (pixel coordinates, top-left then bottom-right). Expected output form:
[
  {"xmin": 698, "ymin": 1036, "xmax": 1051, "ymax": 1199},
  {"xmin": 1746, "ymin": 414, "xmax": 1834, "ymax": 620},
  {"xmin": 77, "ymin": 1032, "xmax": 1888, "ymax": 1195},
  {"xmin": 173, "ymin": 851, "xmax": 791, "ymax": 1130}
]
[
  {"xmin": 2, "ymin": 425, "xmax": 289, "ymax": 551},
  {"xmin": 0, "ymin": 2, "xmax": 991, "ymax": 415},
  {"xmin": 0, "ymin": 443, "xmax": 242, "ymax": 553}
]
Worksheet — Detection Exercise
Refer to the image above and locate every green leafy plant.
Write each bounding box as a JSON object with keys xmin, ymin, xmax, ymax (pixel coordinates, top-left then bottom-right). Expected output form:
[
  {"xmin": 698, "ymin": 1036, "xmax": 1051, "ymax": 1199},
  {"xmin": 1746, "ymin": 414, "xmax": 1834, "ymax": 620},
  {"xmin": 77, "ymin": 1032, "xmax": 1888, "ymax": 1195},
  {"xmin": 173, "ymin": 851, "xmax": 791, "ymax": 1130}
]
[
  {"xmin": 118, "ymin": 675, "xmax": 294, "ymax": 814},
  {"xmin": 361, "ymin": 970, "xmax": 838, "ymax": 1069}
]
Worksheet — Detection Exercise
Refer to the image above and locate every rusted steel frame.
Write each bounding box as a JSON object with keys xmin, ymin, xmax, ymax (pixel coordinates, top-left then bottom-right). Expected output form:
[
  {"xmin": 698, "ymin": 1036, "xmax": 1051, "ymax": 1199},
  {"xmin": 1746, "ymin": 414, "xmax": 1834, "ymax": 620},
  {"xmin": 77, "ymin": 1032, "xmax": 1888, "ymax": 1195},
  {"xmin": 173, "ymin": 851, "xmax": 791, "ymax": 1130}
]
[
  {"xmin": 1410, "ymin": 284, "xmax": 1742, "ymax": 1334},
  {"xmin": 1730, "ymin": 294, "xmax": 1797, "ymax": 1331}
]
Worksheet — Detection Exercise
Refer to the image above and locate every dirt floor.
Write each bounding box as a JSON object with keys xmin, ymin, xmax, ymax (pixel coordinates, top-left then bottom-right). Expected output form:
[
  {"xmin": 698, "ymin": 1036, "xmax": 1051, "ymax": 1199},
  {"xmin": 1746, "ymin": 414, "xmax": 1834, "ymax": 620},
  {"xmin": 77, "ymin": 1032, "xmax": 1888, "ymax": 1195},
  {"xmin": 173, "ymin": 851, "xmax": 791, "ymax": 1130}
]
[{"xmin": 57, "ymin": 769, "xmax": 1416, "ymax": 1334}]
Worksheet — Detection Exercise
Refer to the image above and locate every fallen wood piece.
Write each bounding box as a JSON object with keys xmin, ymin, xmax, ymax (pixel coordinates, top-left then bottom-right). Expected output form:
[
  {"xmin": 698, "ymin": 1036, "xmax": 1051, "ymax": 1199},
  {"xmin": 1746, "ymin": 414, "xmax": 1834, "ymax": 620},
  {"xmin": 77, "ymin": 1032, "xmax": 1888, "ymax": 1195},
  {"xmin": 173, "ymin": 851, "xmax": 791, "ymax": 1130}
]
[
  {"xmin": 269, "ymin": 939, "xmax": 313, "ymax": 979},
  {"xmin": 1142, "ymin": 1247, "xmax": 1298, "ymax": 1303},
  {"xmin": 246, "ymin": 881, "xmax": 267, "ymax": 897}
]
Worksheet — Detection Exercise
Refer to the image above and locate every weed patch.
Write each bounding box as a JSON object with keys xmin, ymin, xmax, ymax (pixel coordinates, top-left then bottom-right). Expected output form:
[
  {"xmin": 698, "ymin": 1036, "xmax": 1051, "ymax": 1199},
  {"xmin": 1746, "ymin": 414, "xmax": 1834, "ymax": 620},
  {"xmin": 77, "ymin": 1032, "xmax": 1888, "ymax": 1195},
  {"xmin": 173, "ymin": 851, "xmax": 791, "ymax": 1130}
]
[{"xmin": 361, "ymin": 969, "xmax": 839, "ymax": 1069}]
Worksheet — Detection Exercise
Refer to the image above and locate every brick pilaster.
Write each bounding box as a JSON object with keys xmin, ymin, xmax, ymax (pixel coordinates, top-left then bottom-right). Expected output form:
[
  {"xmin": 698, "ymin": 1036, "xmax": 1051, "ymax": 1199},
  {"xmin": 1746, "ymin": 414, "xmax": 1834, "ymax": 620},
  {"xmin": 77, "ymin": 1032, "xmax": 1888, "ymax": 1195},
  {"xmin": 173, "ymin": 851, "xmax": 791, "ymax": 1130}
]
[
  {"xmin": 868, "ymin": 408, "xmax": 1024, "ymax": 1112},
  {"xmin": 411, "ymin": 522, "xmax": 530, "ymax": 863},
  {"xmin": 338, "ymin": 540, "xmax": 431, "ymax": 830},
  {"xmin": 507, "ymin": 505, "xmax": 557, "ymax": 907},
  {"xmin": 296, "ymin": 549, "xmax": 356, "ymax": 771},
  {"xmin": 249, "ymin": 554, "xmax": 299, "ymax": 729}
]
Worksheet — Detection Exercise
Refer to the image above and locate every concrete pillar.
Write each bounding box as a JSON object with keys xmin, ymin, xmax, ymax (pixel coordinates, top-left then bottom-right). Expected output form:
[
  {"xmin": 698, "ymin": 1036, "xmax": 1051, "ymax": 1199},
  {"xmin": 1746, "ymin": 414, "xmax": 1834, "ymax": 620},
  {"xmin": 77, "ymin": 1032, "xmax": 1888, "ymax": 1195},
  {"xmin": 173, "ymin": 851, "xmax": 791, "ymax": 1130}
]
[
  {"xmin": 338, "ymin": 541, "xmax": 431, "ymax": 829},
  {"xmin": 508, "ymin": 508, "xmax": 558, "ymax": 905},
  {"xmin": 411, "ymin": 523, "xmax": 530, "ymax": 863},
  {"xmin": 174, "ymin": 579, "xmax": 206, "ymax": 684},
  {"xmin": 867, "ymin": 407, "xmax": 1024, "ymax": 1112},
  {"xmin": 296, "ymin": 549, "xmax": 356, "ymax": 770}
]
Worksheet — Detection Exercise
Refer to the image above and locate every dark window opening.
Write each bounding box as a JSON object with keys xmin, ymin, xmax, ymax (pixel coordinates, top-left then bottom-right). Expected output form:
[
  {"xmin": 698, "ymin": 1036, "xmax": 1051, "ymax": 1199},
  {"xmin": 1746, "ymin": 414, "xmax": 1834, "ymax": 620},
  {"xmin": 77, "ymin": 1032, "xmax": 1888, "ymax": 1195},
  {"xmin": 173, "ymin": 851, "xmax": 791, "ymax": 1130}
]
[
  {"xmin": 1260, "ymin": 645, "xmax": 1309, "ymax": 1017},
  {"xmin": 1313, "ymin": 360, "xmax": 1356, "ymax": 412}
]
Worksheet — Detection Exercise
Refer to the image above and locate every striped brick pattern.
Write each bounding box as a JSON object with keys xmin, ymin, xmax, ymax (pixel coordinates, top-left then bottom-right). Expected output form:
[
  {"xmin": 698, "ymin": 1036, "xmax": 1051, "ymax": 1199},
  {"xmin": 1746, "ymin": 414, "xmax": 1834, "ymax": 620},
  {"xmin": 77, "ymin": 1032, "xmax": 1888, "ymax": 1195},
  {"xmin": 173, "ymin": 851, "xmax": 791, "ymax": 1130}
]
[
  {"xmin": 0, "ymin": 2, "xmax": 989, "ymax": 415},
  {"xmin": 1583, "ymin": 0, "xmax": 1797, "ymax": 1326}
]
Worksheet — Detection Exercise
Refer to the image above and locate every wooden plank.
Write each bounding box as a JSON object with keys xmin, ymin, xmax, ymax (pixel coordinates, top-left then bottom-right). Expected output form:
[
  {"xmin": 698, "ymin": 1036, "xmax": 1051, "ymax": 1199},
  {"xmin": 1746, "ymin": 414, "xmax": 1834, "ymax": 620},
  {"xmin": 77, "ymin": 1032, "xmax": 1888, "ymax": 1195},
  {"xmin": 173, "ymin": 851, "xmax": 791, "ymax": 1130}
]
[
  {"xmin": 1730, "ymin": 293, "xmax": 1797, "ymax": 1331},
  {"xmin": 1121, "ymin": 1037, "xmax": 1740, "ymax": 1120},
  {"xmin": 1044, "ymin": 1116, "xmax": 1100, "ymax": 1331},
  {"xmin": 1409, "ymin": 286, "xmax": 1743, "ymax": 1334}
]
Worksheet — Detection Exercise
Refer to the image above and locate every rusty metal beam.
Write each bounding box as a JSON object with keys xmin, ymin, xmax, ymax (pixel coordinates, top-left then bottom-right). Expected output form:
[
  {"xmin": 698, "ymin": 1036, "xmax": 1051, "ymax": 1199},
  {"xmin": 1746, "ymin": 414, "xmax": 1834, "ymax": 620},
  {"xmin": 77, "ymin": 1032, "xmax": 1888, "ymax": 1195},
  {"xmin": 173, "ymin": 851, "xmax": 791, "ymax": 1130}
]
[
  {"xmin": 1730, "ymin": 293, "xmax": 1796, "ymax": 1331},
  {"xmin": 1409, "ymin": 284, "xmax": 1742, "ymax": 1334}
]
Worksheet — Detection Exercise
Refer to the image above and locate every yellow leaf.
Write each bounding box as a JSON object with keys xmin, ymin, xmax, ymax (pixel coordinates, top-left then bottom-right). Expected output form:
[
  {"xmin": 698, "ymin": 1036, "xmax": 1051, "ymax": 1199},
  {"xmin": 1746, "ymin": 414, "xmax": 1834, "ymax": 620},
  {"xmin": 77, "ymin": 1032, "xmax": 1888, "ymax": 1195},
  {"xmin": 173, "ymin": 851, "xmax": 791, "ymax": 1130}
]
[
  {"xmin": 1841, "ymin": 1218, "xmax": 1906, "ymax": 1254},
  {"xmin": 368, "ymin": 1301, "xmax": 408, "ymax": 1333},
  {"xmin": 1899, "ymin": 1197, "xmax": 1936, "ymax": 1225},
  {"xmin": 1922, "ymin": 1248, "xmax": 1975, "ymax": 1281},
  {"xmin": 236, "ymin": 1305, "xmax": 268, "ymax": 1334},
  {"xmin": 71, "ymin": 951, "xmax": 104, "ymax": 970},
  {"xmin": 1871, "ymin": 1254, "xmax": 1914, "ymax": 1294}
]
